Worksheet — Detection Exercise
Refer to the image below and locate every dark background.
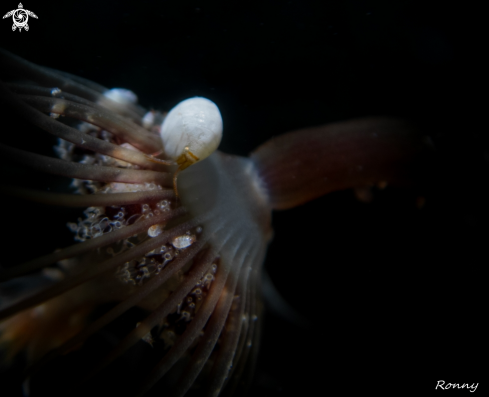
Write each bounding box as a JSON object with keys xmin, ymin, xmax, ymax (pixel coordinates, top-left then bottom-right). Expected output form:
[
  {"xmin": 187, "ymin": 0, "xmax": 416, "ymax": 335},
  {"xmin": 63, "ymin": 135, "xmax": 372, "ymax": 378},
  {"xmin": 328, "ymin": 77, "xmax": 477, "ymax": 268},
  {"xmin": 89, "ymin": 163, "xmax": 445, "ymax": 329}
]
[{"xmin": 0, "ymin": 0, "xmax": 485, "ymax": 395}]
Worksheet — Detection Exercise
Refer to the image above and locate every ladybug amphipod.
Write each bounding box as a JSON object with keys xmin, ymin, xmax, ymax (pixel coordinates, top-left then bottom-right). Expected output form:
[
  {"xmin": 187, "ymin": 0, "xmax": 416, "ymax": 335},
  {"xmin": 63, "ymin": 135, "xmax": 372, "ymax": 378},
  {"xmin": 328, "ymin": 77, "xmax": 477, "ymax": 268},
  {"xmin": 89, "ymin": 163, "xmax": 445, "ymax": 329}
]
[{"xmin": 160, "ymin": 97, "xmax": 223, "ymax": 170}]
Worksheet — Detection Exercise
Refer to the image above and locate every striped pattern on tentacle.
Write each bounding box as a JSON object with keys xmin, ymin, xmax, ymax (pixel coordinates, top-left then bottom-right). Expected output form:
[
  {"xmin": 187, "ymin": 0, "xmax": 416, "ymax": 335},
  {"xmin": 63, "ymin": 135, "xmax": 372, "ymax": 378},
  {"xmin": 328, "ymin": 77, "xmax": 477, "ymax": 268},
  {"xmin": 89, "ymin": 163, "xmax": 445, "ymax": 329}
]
[
  {"xmin": 0, "ymin": 82, "xmax": 163, "ymax": 165},
  {"xmin": 25, "ymin": 235, "xmax": 211, "ymax": 380},
  {"xmin": 138, "ymin": 232, "xmax": 246, "ymax": 397},
  {"xmin": 0, "ymin": 215, "xmax": 205, "ymax": 321},
  {"xmin": 224, "ymin": 263, "xmax": 262, "ymax": 397},
  {"xmin": 83, "ymin": 245, "xmax": 221, "ymax": 378},
  {"xmin": 208, "ymin": 245, "xmax": 264, "ymax": 397},
  {"xmin": 0, "ymin": 50, "xmax": 271, "ymax": 397},
  {"xmin": 0, "ymin": 143, "xmax": 171, "ymax": 185},
  {"xmin": 0, "ymin": 185, "xmax": 176, "ymax": 208},
  {"xmin": 0, "ymin": 206, "xmax": 185, "ymax": 281},
  {"xmin": 0, "ymin": 49, "xmax": 145, "ymax": 121},
  {"xmin": 196, "ymin": 241, "xmax": 263, "ymax": 397},
  {"xmin": 19, "ymin": 93, "xmax": 162, "ymax": 153}
]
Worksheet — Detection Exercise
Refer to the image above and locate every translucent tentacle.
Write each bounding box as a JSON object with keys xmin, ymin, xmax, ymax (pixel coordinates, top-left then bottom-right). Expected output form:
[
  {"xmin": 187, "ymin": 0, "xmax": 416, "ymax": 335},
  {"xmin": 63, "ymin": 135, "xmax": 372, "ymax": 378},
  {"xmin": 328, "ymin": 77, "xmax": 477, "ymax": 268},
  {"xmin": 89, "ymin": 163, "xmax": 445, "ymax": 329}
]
[
  {"xmin": 0, "ymin": 216, "xmax": 204, "ymax": 321},
  {"xmin": 19, "ymin": 94, "xmax": 162, "ymax": 154},
  {"xmin": 82, "ymin": 244, "xmax": 218, "ymax": 379},
  {"xmin": 0, "ymin": 186, "xmax": 175, "ymax": 208},
  {"xmin": 88, "ymin": 216, "xmax": 228, "ymax": 373},
  {"xmin": 0, "ymin": 49, "xmax": 143, "ymax": 121},
  {"xmin": 0, "ymin": 82, "xmax": 164, "ymax": 167},
  {"xmin": 224, "ymin": 270, "xmax": 253, "ymax": 390},
  {"xmin": 0, "ymin": 207, "xmax": 185, "ymax": 281},
  {"xmin": 43, "ymin": 67, "xmax": 147, "ymax": 118},
  {"xmin": 251, "ymin": 117, "xmax": 430, "ymax": 210},
  {"xmin": 42, "ymin": 68, "xmax": 109, "ymax": 95},
  {"xmin": 158, "ymin": 234, "xmax": 253, "ymax": 397},
  {"xmin": 135, "ymin": 237, "xmax": 238, "ymax": 396},
  {"xmin": 223, "ymin": 254, "xmax": 262, "ymax": 397},
  {"xmin": 6, "ymin": 83, "xmax": 104, "ymax": 105},
  {"xmin": 25, "ymin": 236, "xmax": 209, "ymax": 380},
  {"xmin": 202, "ymin": 262, "xmax": 249, "ymax": 397},
  {"xmin": 163, "ymin": 259, "xmax": 242, "ymax": 397},
  {"xmin": 0, "ymin": 144, "xmax": 171, "ymax": 186}
]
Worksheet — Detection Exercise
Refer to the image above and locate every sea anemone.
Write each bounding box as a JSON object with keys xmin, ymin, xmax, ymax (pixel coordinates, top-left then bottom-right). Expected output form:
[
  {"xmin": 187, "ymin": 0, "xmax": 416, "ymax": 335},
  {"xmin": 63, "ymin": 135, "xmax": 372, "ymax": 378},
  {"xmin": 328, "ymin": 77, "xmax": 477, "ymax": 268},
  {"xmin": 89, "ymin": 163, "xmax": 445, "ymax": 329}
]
[{"xmin": 0, "ymin": 49, "xmax": 431, "ymax": 396}]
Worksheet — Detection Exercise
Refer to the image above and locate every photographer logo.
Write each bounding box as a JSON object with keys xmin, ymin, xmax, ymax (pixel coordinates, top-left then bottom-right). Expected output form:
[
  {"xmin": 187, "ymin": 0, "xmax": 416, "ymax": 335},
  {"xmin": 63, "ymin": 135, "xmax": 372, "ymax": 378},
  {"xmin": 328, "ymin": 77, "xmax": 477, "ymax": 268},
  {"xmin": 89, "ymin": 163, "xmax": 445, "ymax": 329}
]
[{"xmin": 3, "ymin": 3, "xmax": 38, "ymax": 32}]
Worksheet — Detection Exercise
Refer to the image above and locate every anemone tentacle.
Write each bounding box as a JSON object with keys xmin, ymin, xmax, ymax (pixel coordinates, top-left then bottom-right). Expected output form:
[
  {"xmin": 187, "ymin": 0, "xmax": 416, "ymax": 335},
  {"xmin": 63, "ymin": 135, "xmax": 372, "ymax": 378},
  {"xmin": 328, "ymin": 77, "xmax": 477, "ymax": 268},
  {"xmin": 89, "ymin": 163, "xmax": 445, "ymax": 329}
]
[
  {"xmin": 0, "ymin": 49, "xmax": 144, "ymax": 121},
  {"xmin": 0, "ymin": 144, "xmax": 171, "ymax": 185},
  {"xmin": 0, "ymin": 186, "xmax": 175, "ymax": 208},
  {"xmin": 0, "ymin": 82, "xmax": 163, "ymax": 168},
  {"xmin": 19, "ymin": 94, "xmax": 162, "ymax": 154},
  {"xmin": 202, "ymin": 246, "xmax": 257, "ymax": 397},
  {"xmin": 85, "ymin": 246, "xmax": 220, "ymax": 377},
  {"xmin": 0, "ymin": 215, "xmax": 206, "ymax": 321},
  {"xmin": 224, "ymin": 262, "xmax": 262, "ymax": 397},
  {"xmin": 137, "ymin": 251, "xmax": 235, "ymax": 396},
  {"xmin": 164, "ymin": 258, "xmax": 243, "ymax": 397},
  {"xmin": 0, "ymin": 206, "xmax": 185, "ymax": 281},
  {"xmin": 25, "ymin": 236, "xmax": 211, "ymax": 380}
]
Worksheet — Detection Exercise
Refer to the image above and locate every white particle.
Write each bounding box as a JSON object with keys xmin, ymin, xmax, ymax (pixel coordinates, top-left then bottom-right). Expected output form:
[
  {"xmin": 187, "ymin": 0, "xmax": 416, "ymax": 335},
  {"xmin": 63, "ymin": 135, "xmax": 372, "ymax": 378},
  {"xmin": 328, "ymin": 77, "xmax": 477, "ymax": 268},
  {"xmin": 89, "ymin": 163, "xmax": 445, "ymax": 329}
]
[
  {"xmin": 148, "ymin": 224, "xmax": 163, "ymax": 237},
  {"xmin": 172, "ymin": 234, "xmax": 196, "ymax": 249}
]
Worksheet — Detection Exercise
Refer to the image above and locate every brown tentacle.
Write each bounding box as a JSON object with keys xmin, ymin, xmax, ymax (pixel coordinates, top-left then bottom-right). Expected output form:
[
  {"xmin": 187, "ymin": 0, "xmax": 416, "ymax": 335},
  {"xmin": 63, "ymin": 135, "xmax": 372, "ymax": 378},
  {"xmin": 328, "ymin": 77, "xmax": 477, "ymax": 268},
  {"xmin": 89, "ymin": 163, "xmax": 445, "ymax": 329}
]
[
  {"xmin": 0, "ymin": 216, "xmax": 204, "ymax": 321},
  {"xmin": 81, "ymin": 245, "xmax": 216, "ymax": 380},
  {"xmin": 251, "ymin": 117, "xmax": 431, "ymax": 210},
  {"xmin": 0, "ymin": 144, "xmax": 171, "ymax": 186},
  {"xmin": 0, "ymin": 207, "xmax": 185, "ymax": 281},
  {"xmin": 25, "ymin": 237, "xmax": 210, "ymax": 380},
  {"xmin": 19, "ymin": 94, "xmax": 162, "ymax": 154},
  {"xmin": 0, "ymin": 185, "xmax": 174, "ymax": 208},
  {"xmin": 0, "ymin": 49, "xmax": 143, "ymax": 121}
]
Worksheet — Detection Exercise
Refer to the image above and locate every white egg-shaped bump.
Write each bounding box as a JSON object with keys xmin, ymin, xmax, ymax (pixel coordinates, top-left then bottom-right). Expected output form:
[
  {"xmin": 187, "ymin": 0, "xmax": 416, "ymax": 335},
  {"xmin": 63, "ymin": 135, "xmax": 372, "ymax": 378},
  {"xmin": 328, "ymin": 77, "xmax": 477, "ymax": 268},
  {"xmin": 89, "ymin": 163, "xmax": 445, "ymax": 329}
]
[
  {"xmin": 160, "ymin": 97, "xmax": 223, "ymax": 169},
  {"xmin": 103, "ymin": 88, "xmax": 138, "ymax": 105}
]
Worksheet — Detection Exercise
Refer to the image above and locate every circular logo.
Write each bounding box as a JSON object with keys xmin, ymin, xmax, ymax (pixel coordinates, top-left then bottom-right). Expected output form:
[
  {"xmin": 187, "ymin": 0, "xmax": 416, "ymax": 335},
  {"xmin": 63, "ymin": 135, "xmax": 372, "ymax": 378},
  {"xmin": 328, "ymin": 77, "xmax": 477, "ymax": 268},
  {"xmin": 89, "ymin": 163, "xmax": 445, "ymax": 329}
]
[{"xmin": 13, "ymin": 9, "xmax": 28, "ymax": 28}]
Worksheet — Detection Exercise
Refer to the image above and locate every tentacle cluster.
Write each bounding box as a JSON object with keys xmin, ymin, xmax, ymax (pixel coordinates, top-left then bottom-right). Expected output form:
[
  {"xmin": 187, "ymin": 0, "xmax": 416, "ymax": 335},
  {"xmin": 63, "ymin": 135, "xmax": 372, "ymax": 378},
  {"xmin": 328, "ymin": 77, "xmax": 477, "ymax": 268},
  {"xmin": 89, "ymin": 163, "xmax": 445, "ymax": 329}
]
[{"xmin": 0, "ymin": 49, "xmax": 268, "ymax": 397}]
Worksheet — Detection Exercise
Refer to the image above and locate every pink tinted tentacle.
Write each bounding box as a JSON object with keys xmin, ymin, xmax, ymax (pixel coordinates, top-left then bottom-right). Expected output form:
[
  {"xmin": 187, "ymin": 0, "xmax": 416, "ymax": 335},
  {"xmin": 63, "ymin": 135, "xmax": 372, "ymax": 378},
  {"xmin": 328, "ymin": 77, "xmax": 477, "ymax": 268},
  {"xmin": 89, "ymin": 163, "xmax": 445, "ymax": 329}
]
[
  {"xmin": 0, "ymin": 82, "xmax": 164, "ymax": 167},
  {"xmin": 0, "ymin": 49, "xmax": 103, "ymax": 102},
  {"xmin": 19, "ymin": 94, "xmax": 162, "ymax": 153},
  {"xmin": 42, "ymin": 68, "xmax": 109, "ymax": 95},
  {"xmin": 0, "ymin": 49, "xmax": 143, "ymax": 121},
  {"xmin": 250, "ymin": 117, "xmax": 430, "ymax": 210},
  {"xmin": 6, "ymin": 83, "xmax": 145, "ymax": 127},
  {"xmin": 0, "ymin": 144, "xmax": 171, "ymax": 186},
  {"xmin": 0, "ymin": 186, "xmax": 174, "ymax": 208},
  {"xmin": 44, "ymin": 67, "xmax": 147, "ymax": 119}
]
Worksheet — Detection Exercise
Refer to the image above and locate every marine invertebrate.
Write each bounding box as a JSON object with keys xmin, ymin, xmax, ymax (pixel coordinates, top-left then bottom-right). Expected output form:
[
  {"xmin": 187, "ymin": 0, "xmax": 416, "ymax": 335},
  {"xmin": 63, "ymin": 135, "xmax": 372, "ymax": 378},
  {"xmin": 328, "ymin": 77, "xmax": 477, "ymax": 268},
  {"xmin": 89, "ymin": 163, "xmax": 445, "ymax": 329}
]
[
  {"xmin": 160, "ymin": 97, "xmax": 223, "ymax": 167},
  {"xmin": 0, "ymin": 49, "xmax": 430, "ymax": 397}
]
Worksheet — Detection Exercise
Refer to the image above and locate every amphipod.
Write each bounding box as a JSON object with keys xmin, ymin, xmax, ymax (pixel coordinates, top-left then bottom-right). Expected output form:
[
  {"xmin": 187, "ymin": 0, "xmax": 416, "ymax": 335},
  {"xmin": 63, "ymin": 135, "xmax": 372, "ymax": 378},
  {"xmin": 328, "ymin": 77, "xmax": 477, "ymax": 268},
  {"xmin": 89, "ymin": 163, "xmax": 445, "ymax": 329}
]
[
  {"xmin": 144, "ymin": 97, "xmax": 223, "ymax": 195},
  {"xmin": 160, "ymin": 97, "xmax": 223, "ymax": 170}
]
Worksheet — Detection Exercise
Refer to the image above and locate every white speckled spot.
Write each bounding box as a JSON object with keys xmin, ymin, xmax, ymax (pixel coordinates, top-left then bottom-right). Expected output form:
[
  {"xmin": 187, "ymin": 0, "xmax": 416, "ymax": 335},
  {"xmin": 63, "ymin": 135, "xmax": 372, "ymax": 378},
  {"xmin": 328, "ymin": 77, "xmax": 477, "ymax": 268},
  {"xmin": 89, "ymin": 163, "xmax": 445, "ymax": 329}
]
[
  {"xmin": 148, "ymin": 224, "xmax": 163, "ymax": 237},
  {"xmin": 172, "ymin": 234, "xmax": 196, "ymax": 249}
]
